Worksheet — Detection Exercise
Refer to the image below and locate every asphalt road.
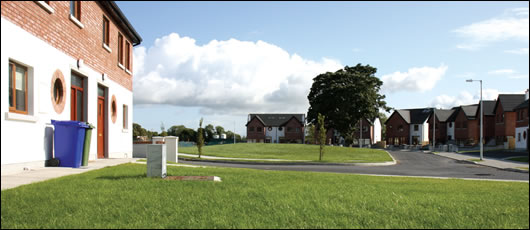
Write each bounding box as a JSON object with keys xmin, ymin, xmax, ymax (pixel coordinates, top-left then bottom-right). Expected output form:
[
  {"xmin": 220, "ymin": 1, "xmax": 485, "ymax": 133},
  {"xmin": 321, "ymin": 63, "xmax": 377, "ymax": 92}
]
[{"xmin": 180, "ymin": 150, "xmax": 529, "ymax": 181}]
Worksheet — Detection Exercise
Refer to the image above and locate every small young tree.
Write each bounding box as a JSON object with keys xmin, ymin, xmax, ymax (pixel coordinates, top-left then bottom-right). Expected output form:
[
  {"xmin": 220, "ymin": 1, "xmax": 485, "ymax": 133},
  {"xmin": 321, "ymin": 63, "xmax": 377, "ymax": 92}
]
[
  {"xmin": 318, "ymin": 113, "xmax": 326, "ymax": 161},
  {"xmin": 197, "ymin": 118, "xmax": 204, "ymax": 158}
]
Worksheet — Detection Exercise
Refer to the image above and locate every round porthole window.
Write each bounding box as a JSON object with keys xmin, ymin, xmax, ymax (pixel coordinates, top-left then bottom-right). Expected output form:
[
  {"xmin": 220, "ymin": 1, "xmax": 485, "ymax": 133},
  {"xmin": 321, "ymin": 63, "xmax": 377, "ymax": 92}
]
[
  {"xmin": 111, "ymin": 95, "xmax": 117, "ymax": 123},
  {"xmin": 51, "ymin": 70, "xmax": 66, "ymax": 114},
  {"xmin": 278, "ymin": 127, "xmax": 283, "ymax": 131},
  {"xmin": 268, "ymin": 127, "xmax": 272, "ymax": 131}
]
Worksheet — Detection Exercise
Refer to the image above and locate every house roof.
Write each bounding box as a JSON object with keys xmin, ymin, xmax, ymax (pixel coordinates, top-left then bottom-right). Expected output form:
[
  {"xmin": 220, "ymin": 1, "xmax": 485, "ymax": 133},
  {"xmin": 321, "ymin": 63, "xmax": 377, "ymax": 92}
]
[
  {"xmin": 247, "ymin": 114, "xmax": 304, "ymax": 127},
  {"xmin": 461, "ymin": 104, "xmax": 478, "ymax": 119},
  {"xmin": 390, "ymin": 108, "xmax": 432, "ymax": 124},
  {"xmin": 98, "ymin": 2, "xmax": 142, "ymax": 46},
  {"xmin": 433, "ymin": 109, "xmax": 456, "ymax": 122},
  {"xmin": 494, "ymin": 94, "xmax": 526, "ymax": 112},
  {"xmin": 477, "ymin": 100, "xmax": 497, "ymax": 116},
  {"xmin": 514, "ymin": 100, "xmax": 529, "ymax": 110}
]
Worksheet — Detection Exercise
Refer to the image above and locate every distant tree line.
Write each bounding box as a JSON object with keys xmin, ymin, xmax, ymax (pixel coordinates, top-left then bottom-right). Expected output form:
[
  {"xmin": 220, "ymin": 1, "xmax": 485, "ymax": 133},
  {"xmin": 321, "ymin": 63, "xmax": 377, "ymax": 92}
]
[{"xmin": 133, "ymin": 122, "xmax": 244, "ymax": 143}]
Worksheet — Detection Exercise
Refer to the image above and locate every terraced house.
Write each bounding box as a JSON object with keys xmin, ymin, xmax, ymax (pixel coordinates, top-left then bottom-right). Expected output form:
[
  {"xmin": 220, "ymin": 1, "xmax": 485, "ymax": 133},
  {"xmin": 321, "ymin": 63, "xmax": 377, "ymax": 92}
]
[
  {"xmin": 1, "ymin": 1, "xmax": 142, "ymax": 171},
  {"xmin": 246, "ymin": 114, "xmax": 305, "ymax": 143}
]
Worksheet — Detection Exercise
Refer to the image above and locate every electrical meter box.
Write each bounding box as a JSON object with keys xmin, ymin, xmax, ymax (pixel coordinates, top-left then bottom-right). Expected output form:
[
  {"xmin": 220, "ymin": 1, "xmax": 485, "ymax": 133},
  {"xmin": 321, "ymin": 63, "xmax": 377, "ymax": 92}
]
[{"xmin": 147, "ymin": 144, "xmax": 167, "ymax": 178}]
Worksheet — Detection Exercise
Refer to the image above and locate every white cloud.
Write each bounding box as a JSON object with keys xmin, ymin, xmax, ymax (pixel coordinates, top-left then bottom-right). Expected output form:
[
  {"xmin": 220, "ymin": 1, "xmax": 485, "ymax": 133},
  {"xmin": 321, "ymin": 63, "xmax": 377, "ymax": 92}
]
[
  {"xmin": 381, "ymin": 64, "xmax": 448, "ymax": 93},
  {"xmin": 504, "ymin": 48, "xmax": 529, "ymax": 55},
  {"xmin": 454, "ymin": 8, "xmax": 529, "ymax": 50},
  {"xmin": 133, "ymin": 33, "xmax": 343, "ymax": 115},
  {"xmin": 488, "ymin": 69, "xmax": 516, "ymax": 75}
]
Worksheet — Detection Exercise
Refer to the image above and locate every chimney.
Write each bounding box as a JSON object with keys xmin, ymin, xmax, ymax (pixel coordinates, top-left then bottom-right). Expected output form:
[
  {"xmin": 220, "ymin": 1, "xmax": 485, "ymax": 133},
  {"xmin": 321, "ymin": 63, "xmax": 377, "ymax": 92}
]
[{"xmin": 525, "ymin": 89, "xmax": 529, "ymax": 100}]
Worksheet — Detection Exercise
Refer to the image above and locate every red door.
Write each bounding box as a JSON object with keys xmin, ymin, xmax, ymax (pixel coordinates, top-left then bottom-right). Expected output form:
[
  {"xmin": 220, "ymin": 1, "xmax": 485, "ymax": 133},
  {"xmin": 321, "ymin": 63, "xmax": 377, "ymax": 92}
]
[{"xmin": 97, "ymin": 97, "xmax": 105, "ymax": 158}]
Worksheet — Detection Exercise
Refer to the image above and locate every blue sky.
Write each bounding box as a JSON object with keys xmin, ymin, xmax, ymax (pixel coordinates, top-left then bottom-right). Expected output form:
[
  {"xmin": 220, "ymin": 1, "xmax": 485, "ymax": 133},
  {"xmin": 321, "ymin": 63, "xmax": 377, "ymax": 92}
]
[{"xmin": 116, "ymin": 1, "xmax": 529, "ymax": 135}]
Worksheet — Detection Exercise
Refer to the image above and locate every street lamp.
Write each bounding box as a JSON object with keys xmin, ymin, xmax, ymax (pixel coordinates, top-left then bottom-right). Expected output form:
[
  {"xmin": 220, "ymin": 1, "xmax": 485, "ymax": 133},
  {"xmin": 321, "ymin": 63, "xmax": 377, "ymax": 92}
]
[{"xmin": 466, "ymin": 79, "xmax": 483, "ymax": 161}]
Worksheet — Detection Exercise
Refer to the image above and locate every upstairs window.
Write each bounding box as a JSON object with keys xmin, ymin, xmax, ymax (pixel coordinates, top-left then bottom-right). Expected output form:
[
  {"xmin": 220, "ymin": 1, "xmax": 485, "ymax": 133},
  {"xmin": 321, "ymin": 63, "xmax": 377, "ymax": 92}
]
[
  {"xmin": 125, "ymin": 40, "xmax": 131, "ymax": 71},
  {"xmin": 102, "ymin": 17, "xmax": 110, "ymax": 47},
  {"xmin": 70, "ymin": 1, "xmax": 80, "ymax": 20},
  {"xmin": 8, "ymin": 61, "xmax": 28, "ymax": 114},
  {"xmin": 249, "ymin": 127, "xmax": 254, "ymax": 132},
  {"xmin": 257, "ymin": 127, "xmax": 263, "ymax": 132},
  {"xmin": 414, "ymin": 125, "xmax": 419, "ymax": 131},
  {"xmin": 118, "ymin": 33, "xmax": 124, "ymax": 66}
]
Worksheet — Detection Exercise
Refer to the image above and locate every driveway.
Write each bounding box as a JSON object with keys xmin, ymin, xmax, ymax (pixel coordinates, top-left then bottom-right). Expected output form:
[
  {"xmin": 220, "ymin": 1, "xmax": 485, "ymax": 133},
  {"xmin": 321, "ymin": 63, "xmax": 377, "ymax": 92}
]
[{"xmin": 180, "ymin": 150, "xmax": 529, "ymax": 181}]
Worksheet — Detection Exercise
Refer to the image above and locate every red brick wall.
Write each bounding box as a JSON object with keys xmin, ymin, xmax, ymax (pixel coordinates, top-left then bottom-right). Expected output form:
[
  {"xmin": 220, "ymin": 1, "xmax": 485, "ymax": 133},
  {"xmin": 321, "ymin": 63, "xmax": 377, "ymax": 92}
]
[
  {"xmin": 516, "ymin": 107, "xmax": 528, "ymax": 128},
  {"xmin": 481, "ymin": 115, "xmax": 495, "ymax": 142},
  {"xmin": 504, "ymin": 112, "xmax": 517, "ymax": 137},
  {"xmin": 428, "ymin": 116, "xmax": 448, "ymax": 144},
  {"xmin": 495, "ymin": 104, "xmax": 506, "ymax": 140},
  {"xmin": 284, "ymin": 118, "xmax": 304, "ymax": 141},
  {"xmin": 246, "ymin": 118, "xmax": 265, "ymax": 141},
  {"xmin": 454, "ymin": 110, "xmax": 478, "ymax": 144},
  {"xmin": 1, "ymin": 1, "xmax": 134, "ymax": 91},
  {"xmin": 385, "ymin": 112, "xmax": 409, "ymax": 145}
]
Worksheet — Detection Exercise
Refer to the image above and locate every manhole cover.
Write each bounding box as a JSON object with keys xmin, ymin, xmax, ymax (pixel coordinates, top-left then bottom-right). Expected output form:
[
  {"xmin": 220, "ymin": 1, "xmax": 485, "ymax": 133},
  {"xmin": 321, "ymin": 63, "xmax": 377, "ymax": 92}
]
[{"xmin": 474, "ymin": 173, "xmax": 492, "ymax": 176}]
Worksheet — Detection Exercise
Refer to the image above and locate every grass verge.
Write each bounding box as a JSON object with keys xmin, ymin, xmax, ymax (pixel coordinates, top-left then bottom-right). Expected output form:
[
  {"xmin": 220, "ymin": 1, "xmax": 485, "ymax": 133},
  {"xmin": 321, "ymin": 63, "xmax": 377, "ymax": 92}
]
[
  {"xmin": 505, "ymin": 157, "xmax": 529, "ymax": 163},
  {"xmin": 1, "ymin": 163, "xmax": 528, "ymax": 229},
  {"xmin": 179, "ymin": 143, "xmax": 392, "ymax": 163}
]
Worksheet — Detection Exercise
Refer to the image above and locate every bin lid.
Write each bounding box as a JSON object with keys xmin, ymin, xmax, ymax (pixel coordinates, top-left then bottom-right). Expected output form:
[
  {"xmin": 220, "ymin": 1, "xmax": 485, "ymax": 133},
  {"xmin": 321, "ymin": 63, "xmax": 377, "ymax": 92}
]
[{"xmin": 51, "ymin": 120, "xmax": 89, "ymax": 128}]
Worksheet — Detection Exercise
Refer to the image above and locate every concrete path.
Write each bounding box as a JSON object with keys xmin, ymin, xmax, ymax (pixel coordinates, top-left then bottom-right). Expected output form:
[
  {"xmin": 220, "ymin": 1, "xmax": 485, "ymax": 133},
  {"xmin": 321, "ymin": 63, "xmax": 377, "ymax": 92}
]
[
  {"xmin": 1, "ymin": 158, "xmax": 135, "ymax": 191},
  {"xmin": 434, "ymin": 151, "xmax": 529, "ymax": 172}
]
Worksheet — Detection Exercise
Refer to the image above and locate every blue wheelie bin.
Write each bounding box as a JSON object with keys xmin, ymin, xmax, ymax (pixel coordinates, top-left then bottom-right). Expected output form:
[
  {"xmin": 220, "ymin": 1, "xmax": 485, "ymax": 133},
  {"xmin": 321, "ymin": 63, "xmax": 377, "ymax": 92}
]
[{"xmin": 51, "ymin": 120, "xmax": 89, "ymax": 168}]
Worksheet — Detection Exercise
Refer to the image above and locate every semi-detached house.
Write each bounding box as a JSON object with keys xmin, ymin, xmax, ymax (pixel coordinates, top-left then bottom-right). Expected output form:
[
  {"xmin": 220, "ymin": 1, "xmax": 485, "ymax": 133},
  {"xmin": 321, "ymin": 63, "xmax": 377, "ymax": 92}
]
[
  {"xmin": 1, "ymin": 1, "xmax": 142, "ymax": 172},
  {"xmin": 385, "ymin": 108, "xmax": 432, "ymax": 146}
]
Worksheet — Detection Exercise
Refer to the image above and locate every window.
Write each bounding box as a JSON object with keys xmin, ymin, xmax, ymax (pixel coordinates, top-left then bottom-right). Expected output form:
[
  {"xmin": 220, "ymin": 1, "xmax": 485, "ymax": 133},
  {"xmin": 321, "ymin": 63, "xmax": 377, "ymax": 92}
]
[
  {"xmin": 8, "ymin": 61, "xmax": 28, "ymax": 114},
  {"xmin": 449, "ymin": 122, "xmax": 452, "ymax": 128},
  {"xmin": 414, "ymin": 125, "xmax": 419, "ymax": 131},
  {"xmin": 287, "ymin": 127, "xmax": 293, "ymax": 132},
  {"xmin": 125, "ymin": 40, "xmax": 131, "ymax": 71},
  {"xmin": 123, "ymin": 105, "xmax": 128, "ymax": 129},
  {"xmin": 296, "ymin": 128, "xmax": 300, "ymax": 133},
  {"xmin": 518, "ymin": 133, "xmax": 521, "ymax": 142},
  {"xmin": 102, "ymin": 17, "xmax": 110, "ymax": 47},
  {"xmin": 70, "ymin": 72, "xmax": 85, "ymax": 121},
  {"xmin": 118, "ymin": 33, "xmax": 124, "ymax": 67},
  {"xmin": 463, "ymin": 122, "xmax": 467, "ymax": 128},
  {"xmin": 249, "ymin": 127, "xmax": 254, "ymax": 132},
  {"xmin": 398, "ymin": 125, "xmax": 403, "ymax": 132},
  {"xmin": 70, "ymin": 1, "xmax": 80, "ymax": 20},
  {"xmin": 257, "ymin": 127, "xmax": 262, "ymax": 132}
]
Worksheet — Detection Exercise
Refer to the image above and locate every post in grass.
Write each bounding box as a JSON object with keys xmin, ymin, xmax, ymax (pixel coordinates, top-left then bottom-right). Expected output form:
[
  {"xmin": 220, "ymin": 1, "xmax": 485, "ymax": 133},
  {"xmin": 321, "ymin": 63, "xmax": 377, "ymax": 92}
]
[
  {"xmin": 197, "ymin": 118, "xmax": 204, "ymax": 158},
  {"xmin": 318, "ymin": 113, "xmax": 326, "ymax": 161}
]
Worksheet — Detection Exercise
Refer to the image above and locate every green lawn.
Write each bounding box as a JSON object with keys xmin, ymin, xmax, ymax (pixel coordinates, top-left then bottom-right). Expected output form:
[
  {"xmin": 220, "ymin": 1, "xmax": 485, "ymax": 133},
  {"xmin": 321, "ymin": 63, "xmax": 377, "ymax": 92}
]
[
  {"xmin": 1, "ymin": 164, "xmax": 528, "ymax": 229},
  {"xmin": 179, "ymin": 143, "xmax": 392, "ymax": 163}
]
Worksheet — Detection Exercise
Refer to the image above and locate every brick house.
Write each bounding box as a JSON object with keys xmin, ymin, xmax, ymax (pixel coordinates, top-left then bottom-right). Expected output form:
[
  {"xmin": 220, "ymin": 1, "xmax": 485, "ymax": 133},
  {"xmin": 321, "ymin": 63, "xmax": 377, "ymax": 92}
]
[
  {"xmin": 1, "ymin": 1, "xmax": 141, "ymax": 170},
  {"xmin": 475, "ymin": 100, "xmax": 497, "ymax": 145},
  {"xmin": 514, "ymin": 91, "xmax": 528, "ymax": 150},
  {"xmin": 246, "ymin": 114, "xmax": 305, "ymax": 143},
  {"xmin": 427, "ymin": 109, "xmax": 456, "ymax": 145},
  {"xmin": 311, "ymin": 118, "xmax": 381, "ymax": 146},
  {"xmin": 386, "ymin": 108, "xmax": 432, "ymax": 146},
  {"xmin": 451, "ymin": 104, "xmax": 479, "ymax": 146},
  {"xmin": 493, "ymin": 94, "xmax": 526, "ymax": 146}
]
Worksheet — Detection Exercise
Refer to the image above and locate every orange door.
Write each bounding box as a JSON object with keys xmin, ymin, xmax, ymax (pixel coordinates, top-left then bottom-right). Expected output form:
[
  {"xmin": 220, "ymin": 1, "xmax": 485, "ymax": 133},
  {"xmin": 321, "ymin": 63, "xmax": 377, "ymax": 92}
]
[{"xmin": 97, "ymin": 97, "xmax": 105, "ymax": 158}]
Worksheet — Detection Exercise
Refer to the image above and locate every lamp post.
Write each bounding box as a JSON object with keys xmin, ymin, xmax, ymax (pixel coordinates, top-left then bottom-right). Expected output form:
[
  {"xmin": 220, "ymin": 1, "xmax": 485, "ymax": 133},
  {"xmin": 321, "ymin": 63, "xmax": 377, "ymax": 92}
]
[{"xmin": 466, "ymin": 79, "xmax": 483, "ymax": 160}]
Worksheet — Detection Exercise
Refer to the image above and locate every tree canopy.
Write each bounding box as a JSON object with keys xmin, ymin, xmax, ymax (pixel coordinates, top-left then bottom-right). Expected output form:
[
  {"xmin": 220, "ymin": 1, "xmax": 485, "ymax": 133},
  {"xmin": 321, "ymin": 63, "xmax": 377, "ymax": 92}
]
[{"xmin": 307, "ymin": 63, "xmax": 389, "ymax": 141}]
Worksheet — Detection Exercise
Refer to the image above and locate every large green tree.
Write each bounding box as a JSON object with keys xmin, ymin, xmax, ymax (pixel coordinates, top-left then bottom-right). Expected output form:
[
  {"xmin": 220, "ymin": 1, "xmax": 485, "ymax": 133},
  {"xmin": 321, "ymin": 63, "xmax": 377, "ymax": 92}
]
[{"xmin": 307, "ymin": 64, "xmax": 389, "ymax": 142}]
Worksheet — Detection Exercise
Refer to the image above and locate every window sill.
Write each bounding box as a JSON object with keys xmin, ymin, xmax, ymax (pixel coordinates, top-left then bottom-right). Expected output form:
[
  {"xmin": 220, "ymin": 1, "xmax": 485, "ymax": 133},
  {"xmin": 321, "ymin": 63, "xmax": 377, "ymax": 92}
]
[
  {"xmin": 103, "ymin": 44, "xmax": 112, "ymax": 53},
  {"xmin": 122, "ymin": 128, "xmax": 129, "ymax": 133},
  {"xmin": 35, "ymin": 1, "xmax": 54, "ymax": 14},
  {"xmin": 5, "ymin": 112, "xmax": 38, "ymax": 123},
  {"xmin": 118, "ymin": 63, "xmax": 125, "ymax": 70},
  {"xmin": 69, "ymin": 14, "xmax": 84, "ymax": 29},
  {"xmin": 125, "ymin": 69, "xmax": 132, "ymax": 75}
]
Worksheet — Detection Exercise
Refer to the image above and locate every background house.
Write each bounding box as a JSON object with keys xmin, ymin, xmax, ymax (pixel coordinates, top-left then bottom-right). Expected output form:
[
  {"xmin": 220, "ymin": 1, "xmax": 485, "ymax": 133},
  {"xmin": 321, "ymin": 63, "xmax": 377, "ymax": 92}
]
[
  {"xmin": 493, "ymin": 94, "xmax": 526, "ymax": 147},
  {"xmin": 453, "ymin": 104, "xmax": 479, "ymax": 146},
  {"xmin": 514, "ymin": 91, "xmax": 528, "ymax": 150},
  {"xmin": 475, "ymin": 100, "xmax": 497, "ymax": 146},
  {"xmin": 427, "ymin": 109, "xmax": 456, "ymax": 145},
  {"xmin": 1, "ymin": 1, "xmax": 141, "ymax": 172},
  {"xmin": 246, "ymin": 114, "xmax": 305, "ymax": 143},
  {"xmin": 386, "ymin": 108, "xmax": 432, "ymax": 146}
]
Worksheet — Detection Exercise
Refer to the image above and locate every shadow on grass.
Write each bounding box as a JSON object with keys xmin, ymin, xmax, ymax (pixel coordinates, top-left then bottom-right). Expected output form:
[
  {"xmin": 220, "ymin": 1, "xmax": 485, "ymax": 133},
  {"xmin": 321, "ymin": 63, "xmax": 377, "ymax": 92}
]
[{"xmin": 95, "ymin": 174, "xmax": 147, "ymax": 180}]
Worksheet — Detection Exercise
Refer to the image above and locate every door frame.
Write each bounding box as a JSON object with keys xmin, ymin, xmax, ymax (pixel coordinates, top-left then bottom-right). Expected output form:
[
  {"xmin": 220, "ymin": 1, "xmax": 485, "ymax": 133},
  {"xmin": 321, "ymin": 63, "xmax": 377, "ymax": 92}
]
[{"xmin": 97, "ymin": 84, "xmax": 108, "ymax": 159}]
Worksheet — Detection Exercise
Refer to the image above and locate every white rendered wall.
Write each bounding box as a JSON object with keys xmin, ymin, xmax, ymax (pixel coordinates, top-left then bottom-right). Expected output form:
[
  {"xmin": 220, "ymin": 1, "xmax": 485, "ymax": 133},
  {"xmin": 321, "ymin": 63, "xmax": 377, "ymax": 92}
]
[
  {"xmin": 373, "ymin": 118, "xmax": 381, "ymax": 143},
  {"xmin": 1, "ymin": 18, "xmax": 132, "ymax": 167},
  {"xmin": 422, "ymin": 121, "xmax": 430, "ymax": 142},
  {"xmin": 265, "ymin": 127, "xmax": 285, "ymax": 143},
  {"xmin": 515, "ymin": 127, "xmax": 528, "ymax": 150},
  {"xmin": 447, "ymin": 122, "xmax": 455, "ymax": 141}
]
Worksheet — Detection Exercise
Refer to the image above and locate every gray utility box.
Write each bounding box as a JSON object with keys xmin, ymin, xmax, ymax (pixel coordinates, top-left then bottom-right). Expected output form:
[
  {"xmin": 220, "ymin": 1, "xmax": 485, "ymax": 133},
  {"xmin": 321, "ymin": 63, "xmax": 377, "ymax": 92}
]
[{"xmin": 147, "ymin": 144, "xmax": 167, "ymax": 178}]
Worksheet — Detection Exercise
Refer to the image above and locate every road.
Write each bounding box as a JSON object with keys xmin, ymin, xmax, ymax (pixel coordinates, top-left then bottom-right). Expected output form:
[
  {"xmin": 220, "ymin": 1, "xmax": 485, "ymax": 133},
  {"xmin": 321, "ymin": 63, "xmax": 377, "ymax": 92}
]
[{"xmin": 180, "ymin": 150, "xmax": 529, "ymax": 181}]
